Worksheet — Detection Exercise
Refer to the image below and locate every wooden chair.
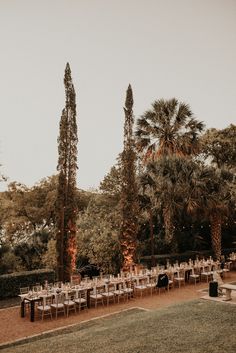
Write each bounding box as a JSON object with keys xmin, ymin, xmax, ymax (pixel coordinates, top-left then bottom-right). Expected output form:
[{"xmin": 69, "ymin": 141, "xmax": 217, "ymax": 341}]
[
  {"xmin": 51, "ymin": 293, "xmax": 65, "ymax": 319},
  {"xmin": 37, "ymin": 295, "xmax": 52, "ymax": 320},
  {"xmin": 174, "ymin": 270, "xmax": 185, "ymax": 288},
  {"xmin": 64, "ymin": 292, "xmax": 76, "ymax": 317},
  {"xmin": 189, "ymin": 268, "xmax": 200, "ymax": 286},
  {"xmin": 113, "ymin": 283, "xmax": 125, "ymax": 303},
  {"xmin": 146, "ymin": 276, "xmax": 157, "ymax": 296},
  {"xmin": 19, "ymin": 287, "xmax": 30, "ymax": 312},
  {"xmin": 201, "ymin": 266, "xmax": 213, "ymax": 283},
  {"xmin": 167, "ymin": 273, "xmax": 174, "ymax": 291},
  {"xmin": 74, "ymin": 289, "xmax": 88, "ymax": 312},
  {"xmin": 134, "ymin": 277, "xmax": 148, "ymax": 298},
  {"xmin": 102, "ymin": 283, "xmax": 116, "ymax": 306},
  {"xmin": 33, "ymin": 284, "xmax": 42, "ymax": 293},
  {"xmin": 122, "ymin": 280, "xmax": 134, "ymax": 301},
  {"xmin": 90, "ymin": 286, "xmax": 104, "ymax": 308}
]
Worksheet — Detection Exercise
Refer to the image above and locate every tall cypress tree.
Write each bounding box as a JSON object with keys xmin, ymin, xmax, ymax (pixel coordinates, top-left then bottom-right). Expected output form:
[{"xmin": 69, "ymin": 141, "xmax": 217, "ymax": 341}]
[
  {"xmin": 120, "ymin": 84, "xmax": 139, "ymax": 271},
  {"xmin": 56, "ymin": 63, "xmax": 78, "ymax": 282}
]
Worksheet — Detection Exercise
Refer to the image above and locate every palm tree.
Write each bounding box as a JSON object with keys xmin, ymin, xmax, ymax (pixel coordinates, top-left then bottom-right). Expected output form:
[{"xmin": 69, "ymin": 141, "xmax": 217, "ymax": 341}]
[
  {"xmin": 199, "ymin": 167, "xmax": 234, "ymax": 261},
  {"xmin": 199, "ymin": 125, "xmax": 236, "ymax": 260},
  {"xmin": 136, "ymin": 98, "xmax": 204, "ymax": 248},
  {"xmin": 177, "ymin": 162, "xmax": 235, "ymax": 261},
  {"xmin": 140, "ymin": 156, "xmax": 197, "ymax": 250},
  {"xmin": 136, "ymin": 98, "xmax": 204, "ymax": 161}
]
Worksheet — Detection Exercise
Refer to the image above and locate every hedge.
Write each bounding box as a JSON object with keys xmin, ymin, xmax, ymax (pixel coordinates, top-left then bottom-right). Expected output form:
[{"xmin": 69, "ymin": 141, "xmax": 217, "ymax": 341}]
[
  {"xmin": 140, "ymin": 247, "xmax": 236, "ymax": 268},
  {"xmin": 0, "ymin": 268, "xmax": 55, "ymax": 299}
]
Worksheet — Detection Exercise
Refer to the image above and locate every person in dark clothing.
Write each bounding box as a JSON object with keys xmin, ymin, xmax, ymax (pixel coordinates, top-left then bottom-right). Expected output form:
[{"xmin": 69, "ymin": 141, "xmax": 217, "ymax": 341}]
[
  {"xmin": 220, "ymin": 255, "xmax": 225, "ymax": 270},
  {"xmin": 156, "ymin": 273, "xmax": 169, "ymax": 288}
]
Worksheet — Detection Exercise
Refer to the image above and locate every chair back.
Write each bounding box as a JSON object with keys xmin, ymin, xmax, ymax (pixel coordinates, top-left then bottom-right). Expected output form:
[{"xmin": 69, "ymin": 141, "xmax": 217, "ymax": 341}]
[
  {"xmin": 20, "ymin": 287, "xmax": 29, "ymax": 294},
  {"xmin": 54, "ymin": 293, "xmax": 64, "ymax": 306},
  {"xmin": 33, "ymin": 285, "xmax": 42, "ymax": 293},
  {"xmin": 79, "ymin": 289, "xmax": 87, "ymax": 300},
  {"xmin": 41, "ymin": 296, "xmax": 47, "ymax": 308},
  {"xmin": 92, "ymin": 285, "xmax": 103, "ymax": 297},
  {"xmin": 64, "ymin": 291, "xmax": 73, "ymax": 301},
  {"xmin": 108, "ymin": 284, "xmax": 115, "ymax": 292}
]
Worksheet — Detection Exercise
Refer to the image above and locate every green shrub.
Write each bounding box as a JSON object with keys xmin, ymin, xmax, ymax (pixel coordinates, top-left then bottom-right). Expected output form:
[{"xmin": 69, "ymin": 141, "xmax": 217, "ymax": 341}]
[{"xmin": 0, "ymin": 268, "xmax": 55, "ymax": 299}]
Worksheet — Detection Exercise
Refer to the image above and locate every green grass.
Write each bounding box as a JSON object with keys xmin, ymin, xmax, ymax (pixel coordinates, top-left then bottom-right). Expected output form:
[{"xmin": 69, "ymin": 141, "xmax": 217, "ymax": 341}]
[{"xmin": 1, "ymin": 301, "xmax": 236, "ymax": 353}]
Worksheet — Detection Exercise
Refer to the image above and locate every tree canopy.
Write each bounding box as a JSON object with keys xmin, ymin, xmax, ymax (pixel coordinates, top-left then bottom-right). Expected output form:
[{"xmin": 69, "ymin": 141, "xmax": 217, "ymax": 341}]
[{"xmin": 55, "ymin": 63, "xmax": 79, "ymax": 282}]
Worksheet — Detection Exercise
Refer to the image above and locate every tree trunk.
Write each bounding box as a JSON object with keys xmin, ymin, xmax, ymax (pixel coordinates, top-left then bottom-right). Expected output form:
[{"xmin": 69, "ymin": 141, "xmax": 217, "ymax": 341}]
[
  {"xmin": 121, "ymin": 220, "xmax": 137, "ymax": 272},
  {"xmin": 149, "ymin": 209, "xmax": 155, "ymax": 267},
  {"xmin": 64, "ymin": 219, "xmax": 77, "ymax": 282},
  {"xmin": 163, "ymin": 207, "xmax": 174, "ymax": 245},
  {"xmin": 57, "ymin": 206, "xmax": 64, "ymax": 282},
  {"xmin": 210, "ymin": 213, "xmax": 222, "ymax": 261}
]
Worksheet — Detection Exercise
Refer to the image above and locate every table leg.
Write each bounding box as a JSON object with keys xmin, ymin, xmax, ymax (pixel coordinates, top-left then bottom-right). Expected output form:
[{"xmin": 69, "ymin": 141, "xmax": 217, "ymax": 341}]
[
  {"xmin": 30, "ymin": 301, "xmax": 35, "ymax": 322},
  {"xmin": 185, "ymin": 270, "xmax": 191, "ymax": 282},
  {"xmin": 87, "ymin": 290, "xmax": 91, "ymax": 309},
  {"xmin": 21, "ymin": 300, "xmax": 25, "ymax": 318}
]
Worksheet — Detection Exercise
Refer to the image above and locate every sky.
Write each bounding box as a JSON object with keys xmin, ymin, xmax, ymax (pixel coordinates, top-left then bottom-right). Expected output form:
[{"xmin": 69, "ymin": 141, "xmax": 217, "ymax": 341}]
[{"xmin": 0, "ymin": 0, "xmax": 236, "ymax": 191}]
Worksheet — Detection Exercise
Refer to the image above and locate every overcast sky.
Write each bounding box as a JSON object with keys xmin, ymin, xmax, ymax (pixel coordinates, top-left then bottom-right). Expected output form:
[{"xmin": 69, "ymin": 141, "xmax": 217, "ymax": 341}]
[{"xmin": 0, "ymin": 0, "xmax": 235, "ymax": 191}]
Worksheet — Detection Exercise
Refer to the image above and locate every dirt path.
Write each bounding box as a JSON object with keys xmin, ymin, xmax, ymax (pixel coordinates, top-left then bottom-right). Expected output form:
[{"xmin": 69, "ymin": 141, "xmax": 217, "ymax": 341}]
[{"xmin": 1, "ymin": 272, "xmax": 236, "ymax": 346}]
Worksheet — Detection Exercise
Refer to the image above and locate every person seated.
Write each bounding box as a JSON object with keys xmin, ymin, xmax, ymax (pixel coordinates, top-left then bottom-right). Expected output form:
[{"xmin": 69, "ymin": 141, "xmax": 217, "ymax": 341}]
[{"xmin": 156, "ymin": 273, "xmax": 169, "ymax": 289}]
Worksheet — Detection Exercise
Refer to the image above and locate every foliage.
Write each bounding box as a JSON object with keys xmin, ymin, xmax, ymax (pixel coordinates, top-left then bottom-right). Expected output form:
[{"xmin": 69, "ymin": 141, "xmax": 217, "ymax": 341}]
[
  {"xmin": 0, "ymin": 245, "xmax": 23, "ymax": 274},
  {"xmin": 136, "ymin": 98, "xmax": 204, "ymax": 161},
  {"xmin": 0, "ymin": 88, "xmax": 235, "ymax": 273},
  {"xmin": 0, "ymin": 178, "xmax": 91, "ymax": 275},
  {"xmin": 55, "ymin": 63, "xmax": 78, "ymax": 282},
  {"xmin": 136, "ymin": 98, "xmax": 204, "ymax": 251},
  {"xmin": 41, "ymin": 238, "xmax": 57, "ymax": 271},
  {"xmin": 13, "ymin": 230, "xmax": 51, "ymax": 270},
  {"xmin": 139, "ymin": 156, "xmax": 203, "ymax": 249},
  {"xmin": 139, "ymin": 154, "xmax": 236, "ymax": 260},
  {"xmin": 120, "ymin": 85, "xmax": 139, "ymax": 270},
  {"xmin": 0, "ymin": 269, "xmax": 55, "ymax": 299},
  {"xmin": 200, "ymin": 124, "xmax": 236, "ymax": 170},
  {"xmin": 198, "ymin": 166, "xmax": 235, "ymax": 260},
  {"xmin": 76, "ymin": 194, "xmax": 122, "ymax": 274},
  {"xmin": 0, "ymin": 177, "xmax": 57, "ymax": 245},
  {"xmin": 0, "ymin": 177, "xmax": 58, "ymax": 273},
  {"xmin": 137, "ymin": 180, "xmax": 158, "ymax": 265},
  {"xmin": 99, "ymin": 162, "xmax": 122, "ymax": 199}
]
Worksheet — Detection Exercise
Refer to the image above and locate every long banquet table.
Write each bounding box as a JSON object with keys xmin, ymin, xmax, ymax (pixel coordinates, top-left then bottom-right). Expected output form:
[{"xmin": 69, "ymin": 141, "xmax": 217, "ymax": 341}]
[
  {"xmin": 20, "ymin": 286, "xmax": 94, "ymax": 322},
  {"xmin": 19, "ymin": 256, "xmax": 233, "ymax": 322}
]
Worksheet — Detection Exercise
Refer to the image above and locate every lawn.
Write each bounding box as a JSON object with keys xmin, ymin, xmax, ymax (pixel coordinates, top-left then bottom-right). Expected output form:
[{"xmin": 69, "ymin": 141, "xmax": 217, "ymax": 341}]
[{"xmin": 1, "ymin": 300, "xmax": 236, "ymax": 353}]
